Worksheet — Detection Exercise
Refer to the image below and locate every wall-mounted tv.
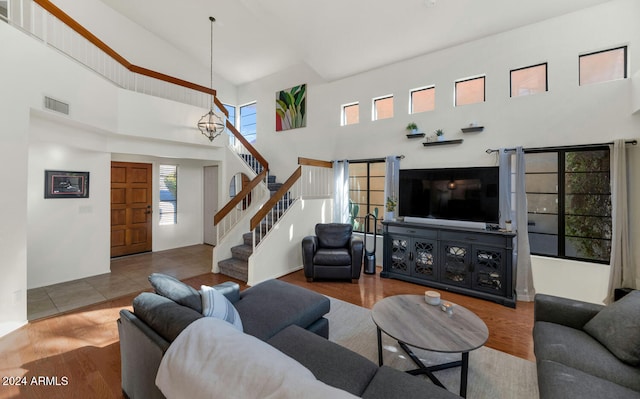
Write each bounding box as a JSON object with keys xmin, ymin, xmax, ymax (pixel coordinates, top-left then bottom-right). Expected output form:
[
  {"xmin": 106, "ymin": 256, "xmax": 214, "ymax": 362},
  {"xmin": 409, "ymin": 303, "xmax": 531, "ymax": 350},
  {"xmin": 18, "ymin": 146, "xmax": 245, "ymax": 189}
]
[{"xmin": 398, "ymin": 166, "xmax": 499, "ymax": 224}]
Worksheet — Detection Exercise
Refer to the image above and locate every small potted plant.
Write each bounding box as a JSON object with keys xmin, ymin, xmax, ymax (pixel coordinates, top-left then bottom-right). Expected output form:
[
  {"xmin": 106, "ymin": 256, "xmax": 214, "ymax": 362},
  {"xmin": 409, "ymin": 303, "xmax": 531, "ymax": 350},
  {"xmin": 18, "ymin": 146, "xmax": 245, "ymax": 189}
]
[
  {"xmin": 435, "ymin": 129, "xmax": 445, "ymax": 141},
  {"xmin": 406, "ymin": 122, "xmax": 419, "ymax": 135},
  {"xmin": 385, "ymin": 196, "xmax": 397, "ymax": 220}
]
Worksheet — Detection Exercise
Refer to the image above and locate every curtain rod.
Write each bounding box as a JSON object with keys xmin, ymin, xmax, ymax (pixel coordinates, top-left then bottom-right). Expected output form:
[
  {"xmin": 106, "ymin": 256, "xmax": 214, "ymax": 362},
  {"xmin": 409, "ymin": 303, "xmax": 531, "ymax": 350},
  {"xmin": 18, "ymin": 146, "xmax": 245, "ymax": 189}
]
[
  {"xmin": 485, "ymin": 140, "xmax": 637, "ymax": 154},
  {"xmin": 334, "ymin": 155, "xmax": 405, "ymax": 163}
]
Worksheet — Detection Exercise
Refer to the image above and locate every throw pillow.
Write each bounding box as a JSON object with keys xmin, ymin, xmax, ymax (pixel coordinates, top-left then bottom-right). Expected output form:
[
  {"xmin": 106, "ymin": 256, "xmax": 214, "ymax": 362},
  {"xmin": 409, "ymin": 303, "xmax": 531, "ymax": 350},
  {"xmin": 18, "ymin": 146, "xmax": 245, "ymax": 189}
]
[
  {"xmin": 148, "ymin": 273, "xmax": 203, "ymax": 313},
  {"xmin": 200, "ymin": 285, "xmax": 243, "ymax": 332},
  {"xmin": 584, "ymin": 290, "xmax": 640, "ymax": 366}
]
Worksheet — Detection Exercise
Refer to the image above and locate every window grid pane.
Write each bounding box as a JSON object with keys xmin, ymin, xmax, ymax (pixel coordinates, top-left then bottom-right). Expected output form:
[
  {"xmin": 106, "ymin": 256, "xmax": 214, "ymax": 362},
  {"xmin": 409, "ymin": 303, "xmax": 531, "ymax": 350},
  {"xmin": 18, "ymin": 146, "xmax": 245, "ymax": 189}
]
[
  {"xmin": 349, "ymin": 161, "xmax": 386, "ymax": 234},
  {"xmin": 511, "ymin": 64, "xmax": 547, "ymax": 97},
  {"xmin": 455, "ymin": 77, "xmax": 485, "ymax": 106},
  {"xmin": 373, "ymin": 96, "xmax": 394, "ymax": 120},
  {"xmin": 579, "ymin": 47, "xmax": 627, "ymax": 86},
  {"xmin": 411, "ymin": 87, "xmax": 435, "ymax": 114},
  {"xmin": 159, "ymin": 165, "xmax": 177, "ymax": 225}
]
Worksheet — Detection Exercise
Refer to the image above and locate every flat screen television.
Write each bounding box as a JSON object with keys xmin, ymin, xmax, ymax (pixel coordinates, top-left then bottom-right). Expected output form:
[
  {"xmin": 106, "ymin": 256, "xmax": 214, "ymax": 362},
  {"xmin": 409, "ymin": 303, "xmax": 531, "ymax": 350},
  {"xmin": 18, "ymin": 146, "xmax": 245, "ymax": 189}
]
[{"xmin": 398, "ymin": 167, "xmax": 499, "ymax": 224}]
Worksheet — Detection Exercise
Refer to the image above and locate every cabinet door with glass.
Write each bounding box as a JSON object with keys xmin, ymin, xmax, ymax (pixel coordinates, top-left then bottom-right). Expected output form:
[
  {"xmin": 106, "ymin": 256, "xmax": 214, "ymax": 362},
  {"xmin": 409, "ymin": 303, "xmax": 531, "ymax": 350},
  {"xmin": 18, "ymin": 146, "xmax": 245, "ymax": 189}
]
[
  {"xmin": 471, "ymin": 246, "xmax": 506, "ymax": 296},
  {"xmin": 410, "ymin": 237, "xmax": 438, "ymax": 281},
  {"xmin": 387, "ymin": 234, "xmax": 411, "ymax": 276},
  {"xmin": 439, "ymin": 242, "xmax": 472, "ymax": 287}
]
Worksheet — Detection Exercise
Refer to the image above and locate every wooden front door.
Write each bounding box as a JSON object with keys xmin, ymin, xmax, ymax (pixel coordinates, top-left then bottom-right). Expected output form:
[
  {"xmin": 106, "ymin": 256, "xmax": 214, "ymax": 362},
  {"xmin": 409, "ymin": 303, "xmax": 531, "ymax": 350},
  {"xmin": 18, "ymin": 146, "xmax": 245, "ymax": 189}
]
[{"xmin": 111, "ymin": 161, "xmax": 153, "ymax": 257}]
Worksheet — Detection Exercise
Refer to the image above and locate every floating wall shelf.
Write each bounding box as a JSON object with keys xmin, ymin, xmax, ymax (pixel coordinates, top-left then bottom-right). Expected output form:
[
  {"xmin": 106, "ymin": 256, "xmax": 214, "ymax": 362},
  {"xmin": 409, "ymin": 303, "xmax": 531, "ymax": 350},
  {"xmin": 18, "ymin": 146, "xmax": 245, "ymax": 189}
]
[
  {"xmin": 423, "ymin": 139, "xmax": 464, "ymax": 147},
  {"xmin": 461, "ymin": 126, "xmax": 484, "ymax": 133},
  {"xmin": 406, "ymin": 133, "xmax": 426, "ymax": 139}
]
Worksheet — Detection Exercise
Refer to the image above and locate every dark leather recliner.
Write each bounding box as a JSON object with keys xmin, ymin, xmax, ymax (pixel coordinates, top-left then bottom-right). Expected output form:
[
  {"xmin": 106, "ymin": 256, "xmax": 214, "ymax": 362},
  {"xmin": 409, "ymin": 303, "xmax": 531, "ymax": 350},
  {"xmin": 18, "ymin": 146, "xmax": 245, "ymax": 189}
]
[{"xmin": 302, "ymin": 223, "xmax": 363, "ymax": 283}]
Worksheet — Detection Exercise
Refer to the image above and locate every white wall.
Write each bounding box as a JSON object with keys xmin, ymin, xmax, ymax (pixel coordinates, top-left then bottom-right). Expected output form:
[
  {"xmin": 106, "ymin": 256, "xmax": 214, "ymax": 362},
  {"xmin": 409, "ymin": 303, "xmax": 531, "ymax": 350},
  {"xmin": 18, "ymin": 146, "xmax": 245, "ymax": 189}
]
[
  {"xmin": 27, "ymin": 119, "xmax": 111, "ymax": 288},
  {"xmin": 240, "ymin": 0, "xmax": 640, "ymax": 303},
  {"xmin": 0, "ymin": 22, "xmax": 30, "ymax": 337},
  {"xmin": 248, "ymin": 197, "xmax": 333, "ymax": 286}
]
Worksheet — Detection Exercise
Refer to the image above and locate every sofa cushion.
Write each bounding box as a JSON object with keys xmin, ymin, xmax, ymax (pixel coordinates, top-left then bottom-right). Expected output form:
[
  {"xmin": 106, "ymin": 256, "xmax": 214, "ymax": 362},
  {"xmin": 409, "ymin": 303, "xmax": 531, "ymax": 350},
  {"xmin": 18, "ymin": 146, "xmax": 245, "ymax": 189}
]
[
  {"xmin": 235, "ymin": 279, "xmax": 330, "ymax": 341},
  {"xmin": 200, "ymin": 284, "xmax": 243, "ymax": 331},
  {"xmin": 534, "ymin": 321, "xmax": 640, "ymax": 391},
  {"xmin": 584, "ymin": 290, "xmax": 640, "ymax": 366},
  {"xmin": 132, "ymin": 292, "xmax": 203, "ymax": 342},
  {"xmin": 316, "ymin": 223, "xmax": 352, "ymax": 248},
  {"xmin": 313, "ymin": 248, "xmax": 352, "ymax": 266},
  {"xmin": 537, "ymin": 360, "xmax": 640, "ymax": 399},
  {"xmin": 148, "ymin": 273, "xmax": 202, "ymax": 313},
  {"xmin": 156, "ymin": 317, "xmax": 358, "ymax": 399},
  {"xmin": 268, "ymin": 324, "xmax": 378, "ymax": 396}
]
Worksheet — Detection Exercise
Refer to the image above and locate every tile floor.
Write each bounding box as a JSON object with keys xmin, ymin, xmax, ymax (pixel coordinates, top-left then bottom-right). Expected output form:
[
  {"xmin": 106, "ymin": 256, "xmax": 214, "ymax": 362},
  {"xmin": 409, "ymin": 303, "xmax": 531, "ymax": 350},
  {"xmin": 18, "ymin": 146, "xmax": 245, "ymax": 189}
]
[{"xmin": 27, "ymin": 244, "xmax": 213, "ymax": 320}]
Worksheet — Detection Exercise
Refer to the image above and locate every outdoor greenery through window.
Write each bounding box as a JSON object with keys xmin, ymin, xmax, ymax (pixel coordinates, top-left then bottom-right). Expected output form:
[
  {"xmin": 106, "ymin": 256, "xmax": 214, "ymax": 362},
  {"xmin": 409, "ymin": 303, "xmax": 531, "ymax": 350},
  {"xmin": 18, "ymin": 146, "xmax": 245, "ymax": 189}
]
[
  {"xmin": 373, "ymin": 96, "xmax": 394, "ymax": 120},
  {"xmin": 348, "ymin": 161, "xmax": 385, "ymax": 234},
  {"xmin": 511, "ymin": 63, "xmax": 547, "ymax": 97},
  {"xmin": 159, "ymin": 165, "xmax": 177, "ymax": 225},
  {"xmin": 410, "ymin": 86, "xmax": 435, "ymax": 113},
  {"xmin": 342, "ymin": 102, "xmax": 359, "ymax": 126},
  {"xmin": 579, "ymin": 46, "xmax": 627, "ymax": 86},
  {"xmin": 240, "ymin": 102, "xmax": 257, "ymax": 143},
  {"xmin": 525, "ymin": 147, "xmax": 611, "ymax": 263}
]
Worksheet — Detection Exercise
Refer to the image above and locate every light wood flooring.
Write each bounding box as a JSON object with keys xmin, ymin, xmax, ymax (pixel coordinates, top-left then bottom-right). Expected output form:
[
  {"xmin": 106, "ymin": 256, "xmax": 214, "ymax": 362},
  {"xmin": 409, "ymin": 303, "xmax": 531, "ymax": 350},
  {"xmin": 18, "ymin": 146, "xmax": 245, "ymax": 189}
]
[{"xmin": 1, "ymin": 244, "xmax": 534, "ymax": 399}]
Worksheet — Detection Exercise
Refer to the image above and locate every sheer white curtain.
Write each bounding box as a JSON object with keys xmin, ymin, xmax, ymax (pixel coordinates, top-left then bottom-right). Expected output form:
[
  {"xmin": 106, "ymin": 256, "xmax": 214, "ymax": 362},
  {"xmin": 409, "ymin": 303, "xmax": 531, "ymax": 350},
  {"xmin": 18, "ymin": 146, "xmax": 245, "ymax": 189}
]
[
  {"xmin": 514, "ymin": 147, "xmax": 535, "ymax": 301},
  {"xmin": 384, "ymin": 156, "xmax": 400, "ymax": 220},
  {"xmin": 498, "ymin": 149, "xmax": 512, "ymax": 229},
  {"xmin": 605, "ymin": 140, "xmax": 635, "ymax": 304},
  {"xmin": 333, "ymin": 160, "xmax": 349, "ymax": 223}
]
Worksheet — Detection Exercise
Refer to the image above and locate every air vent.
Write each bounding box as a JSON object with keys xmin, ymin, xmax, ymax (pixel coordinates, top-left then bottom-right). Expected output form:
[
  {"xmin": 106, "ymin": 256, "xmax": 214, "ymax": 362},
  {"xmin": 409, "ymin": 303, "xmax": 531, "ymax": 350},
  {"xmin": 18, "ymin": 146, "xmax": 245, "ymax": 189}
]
[{"xmin": 44, "ymin": 96, "xmax": 70, "ymax": 115}]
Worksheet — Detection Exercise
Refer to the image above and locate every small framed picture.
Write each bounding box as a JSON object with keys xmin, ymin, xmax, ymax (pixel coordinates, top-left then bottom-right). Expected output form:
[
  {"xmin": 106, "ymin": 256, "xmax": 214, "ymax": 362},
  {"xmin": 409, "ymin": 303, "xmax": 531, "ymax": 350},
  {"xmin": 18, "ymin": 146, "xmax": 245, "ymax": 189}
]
[{"xmin": 44, "ymin": 170, "xmax": 90, "ymax": 199}]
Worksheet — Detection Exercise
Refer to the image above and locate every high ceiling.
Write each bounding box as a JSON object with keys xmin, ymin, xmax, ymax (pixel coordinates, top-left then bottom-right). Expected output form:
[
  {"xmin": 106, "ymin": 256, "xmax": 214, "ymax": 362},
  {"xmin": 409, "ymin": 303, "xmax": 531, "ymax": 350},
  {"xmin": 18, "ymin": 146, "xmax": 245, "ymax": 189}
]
[{"xmin": 97, "ymin": 0, "xmax": 612, "ymax": 86}]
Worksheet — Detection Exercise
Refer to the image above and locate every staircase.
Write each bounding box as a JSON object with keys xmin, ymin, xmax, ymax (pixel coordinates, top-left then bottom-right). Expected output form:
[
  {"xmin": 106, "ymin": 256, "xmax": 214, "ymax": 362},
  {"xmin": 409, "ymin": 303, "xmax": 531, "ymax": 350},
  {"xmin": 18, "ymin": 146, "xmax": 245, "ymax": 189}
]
[{"xmin": 217, "ymin": 162, "xmax": 293, "ymax": 282}]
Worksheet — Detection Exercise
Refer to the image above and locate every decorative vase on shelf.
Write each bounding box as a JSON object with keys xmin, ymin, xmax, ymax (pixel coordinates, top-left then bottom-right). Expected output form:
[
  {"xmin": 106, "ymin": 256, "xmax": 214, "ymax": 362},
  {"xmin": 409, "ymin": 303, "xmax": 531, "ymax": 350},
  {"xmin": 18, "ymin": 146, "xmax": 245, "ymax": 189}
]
[{"xmin": 385, "ymin": 211, "xmax": 395, "ymax": 221}]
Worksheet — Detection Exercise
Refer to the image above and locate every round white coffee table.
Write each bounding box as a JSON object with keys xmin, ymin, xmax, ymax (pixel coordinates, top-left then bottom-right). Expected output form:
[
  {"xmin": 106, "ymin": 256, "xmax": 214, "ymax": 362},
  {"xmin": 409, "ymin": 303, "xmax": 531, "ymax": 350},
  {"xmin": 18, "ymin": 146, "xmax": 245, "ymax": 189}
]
[{"xmin": 371, "ymin": 295, "xmax": 489, "ymax": 397}]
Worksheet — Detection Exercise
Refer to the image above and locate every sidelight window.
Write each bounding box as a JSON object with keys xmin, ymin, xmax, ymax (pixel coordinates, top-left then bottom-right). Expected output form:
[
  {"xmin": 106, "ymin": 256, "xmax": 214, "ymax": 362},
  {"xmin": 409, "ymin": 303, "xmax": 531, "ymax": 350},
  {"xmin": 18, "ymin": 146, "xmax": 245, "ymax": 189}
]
[{"xmin": 159, "ymin": 165, "xmax": 177, "ymax": 225}]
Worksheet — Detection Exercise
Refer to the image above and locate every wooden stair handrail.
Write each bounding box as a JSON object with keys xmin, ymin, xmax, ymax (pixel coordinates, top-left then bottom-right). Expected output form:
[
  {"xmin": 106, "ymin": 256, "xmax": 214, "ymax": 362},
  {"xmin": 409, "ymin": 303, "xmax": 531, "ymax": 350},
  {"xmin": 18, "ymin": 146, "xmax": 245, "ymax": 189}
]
[
  {"xmin": 214, "ymin": 169, "xmax": 268, "ymax": 225},
  {"xmin": 297, "ymin": 157, "xmax": 333, "ymax": 168},
  {"xmin": 33, "ymin": 0, "xmax": 228, "ymax": 117},
  {"xmin": 250, "ymin": 166, "xmax": 302, "ymax": 231},
  {"xmin": 227, "ymin": 120, "xmax": 269, "ymax": 171}
]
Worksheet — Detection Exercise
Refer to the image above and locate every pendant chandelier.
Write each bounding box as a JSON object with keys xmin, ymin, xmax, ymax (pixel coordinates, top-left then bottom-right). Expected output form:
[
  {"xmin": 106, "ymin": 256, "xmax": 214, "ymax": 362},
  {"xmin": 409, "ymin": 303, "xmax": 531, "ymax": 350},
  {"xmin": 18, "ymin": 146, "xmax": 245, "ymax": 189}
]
[{"xmin": 197, "ymin": 16, "xmax": 225, "ymax": 141}]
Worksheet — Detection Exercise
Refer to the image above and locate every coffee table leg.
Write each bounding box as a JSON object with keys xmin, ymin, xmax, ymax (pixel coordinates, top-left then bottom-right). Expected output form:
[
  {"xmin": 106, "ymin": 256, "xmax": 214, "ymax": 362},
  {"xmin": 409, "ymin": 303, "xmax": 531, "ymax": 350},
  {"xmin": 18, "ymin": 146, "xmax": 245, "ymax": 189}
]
[
  {"xmin": 377, "ymin": 327, "xmax": 383, "ymax": 366},
  {"xmin": 460, "ymin": 352, "xmax": 469, "ymax": 398}
]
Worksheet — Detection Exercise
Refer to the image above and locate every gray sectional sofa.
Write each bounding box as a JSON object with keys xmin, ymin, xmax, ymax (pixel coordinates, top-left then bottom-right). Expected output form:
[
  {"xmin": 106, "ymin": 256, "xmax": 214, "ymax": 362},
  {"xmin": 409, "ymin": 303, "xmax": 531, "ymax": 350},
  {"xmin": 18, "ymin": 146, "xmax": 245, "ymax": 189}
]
[
  {"xmin": 533, "ymin": 291, "xmax": 640, "ymax": 399},
  {"xmin": 118, "ymin": 274, "xmax": 458, "ymax": 399}
]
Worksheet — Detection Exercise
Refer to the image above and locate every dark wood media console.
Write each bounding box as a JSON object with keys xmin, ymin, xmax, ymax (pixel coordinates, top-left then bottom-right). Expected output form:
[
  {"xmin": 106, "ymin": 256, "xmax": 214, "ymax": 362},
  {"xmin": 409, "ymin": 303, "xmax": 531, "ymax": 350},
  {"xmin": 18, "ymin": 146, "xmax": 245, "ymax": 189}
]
[{"xmin": 381, "ymin": 220, "xmax": 517, "ymax": 307}]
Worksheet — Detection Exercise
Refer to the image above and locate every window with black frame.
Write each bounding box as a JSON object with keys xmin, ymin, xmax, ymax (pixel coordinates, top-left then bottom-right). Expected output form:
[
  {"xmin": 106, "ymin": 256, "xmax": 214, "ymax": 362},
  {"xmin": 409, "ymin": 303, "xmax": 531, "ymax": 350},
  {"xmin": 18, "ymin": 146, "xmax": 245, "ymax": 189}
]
[
  {"xmin": 525, "ymin": 147, "xmax": 611, "ymax": 263},
  {"xmin": 348, "ymin": 161, "xmax": 385, "ymax": 234}
]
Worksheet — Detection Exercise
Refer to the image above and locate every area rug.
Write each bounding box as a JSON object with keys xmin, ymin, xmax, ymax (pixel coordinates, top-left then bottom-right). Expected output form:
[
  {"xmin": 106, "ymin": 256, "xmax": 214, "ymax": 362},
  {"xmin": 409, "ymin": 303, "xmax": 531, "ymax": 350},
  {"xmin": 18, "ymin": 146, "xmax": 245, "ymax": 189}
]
[{"xmin": 325, "ymin": 297, "xmax": 539, "ymax": 399}]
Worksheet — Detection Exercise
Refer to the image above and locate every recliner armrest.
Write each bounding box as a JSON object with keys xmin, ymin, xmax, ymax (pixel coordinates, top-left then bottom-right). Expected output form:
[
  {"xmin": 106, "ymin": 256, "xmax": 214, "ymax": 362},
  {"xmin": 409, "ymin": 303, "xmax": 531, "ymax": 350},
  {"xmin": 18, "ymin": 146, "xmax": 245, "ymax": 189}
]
[
  {"xmin": 302, "ymin": 235, "xmax": 318, "ymax": 270},
  {"xmin": 534, "ymin": 293, "xmax": 603, "ymax": 330}
]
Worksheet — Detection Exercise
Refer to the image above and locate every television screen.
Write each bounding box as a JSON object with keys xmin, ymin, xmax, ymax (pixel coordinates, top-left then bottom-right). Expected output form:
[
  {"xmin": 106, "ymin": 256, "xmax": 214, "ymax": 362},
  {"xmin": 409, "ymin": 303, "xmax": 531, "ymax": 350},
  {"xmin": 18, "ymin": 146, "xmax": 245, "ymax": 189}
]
[{"xmin": 398, "ymin": 167, "xmax": 499, "ymax": 224}]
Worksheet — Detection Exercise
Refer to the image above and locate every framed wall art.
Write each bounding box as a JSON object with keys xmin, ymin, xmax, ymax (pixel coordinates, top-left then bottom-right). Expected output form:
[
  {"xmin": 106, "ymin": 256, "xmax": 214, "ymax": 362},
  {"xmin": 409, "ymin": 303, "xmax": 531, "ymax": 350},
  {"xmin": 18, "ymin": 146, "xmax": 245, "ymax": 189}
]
[
  {"xmin": 276, "ymin": 83, "xmax": 306, "ymax": 131},
  {"xmin": 44, "ymin": 170, "xmax": 90, "ymax": 199}
]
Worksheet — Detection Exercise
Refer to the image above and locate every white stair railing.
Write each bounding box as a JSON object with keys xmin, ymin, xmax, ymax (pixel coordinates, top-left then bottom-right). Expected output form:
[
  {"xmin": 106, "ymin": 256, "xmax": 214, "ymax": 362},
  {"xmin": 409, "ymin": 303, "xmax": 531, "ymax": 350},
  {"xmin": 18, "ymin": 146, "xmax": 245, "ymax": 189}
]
[{"xmin": 252, "ymin": 162, "xmax": 333, "ymax": 248}]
